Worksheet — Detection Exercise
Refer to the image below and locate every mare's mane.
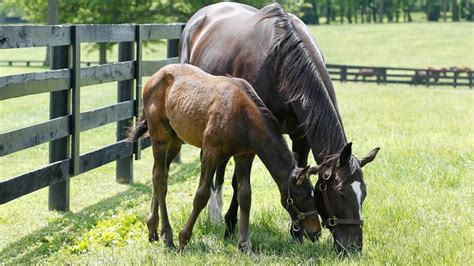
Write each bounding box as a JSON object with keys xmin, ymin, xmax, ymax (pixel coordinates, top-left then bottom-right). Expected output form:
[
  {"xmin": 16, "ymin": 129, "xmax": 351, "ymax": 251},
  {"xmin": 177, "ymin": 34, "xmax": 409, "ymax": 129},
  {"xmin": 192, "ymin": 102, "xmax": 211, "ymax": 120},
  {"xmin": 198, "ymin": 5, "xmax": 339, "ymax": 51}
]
[{"xmin": 260, "ymin": 4, "xmax": 346, "ymax": 155}]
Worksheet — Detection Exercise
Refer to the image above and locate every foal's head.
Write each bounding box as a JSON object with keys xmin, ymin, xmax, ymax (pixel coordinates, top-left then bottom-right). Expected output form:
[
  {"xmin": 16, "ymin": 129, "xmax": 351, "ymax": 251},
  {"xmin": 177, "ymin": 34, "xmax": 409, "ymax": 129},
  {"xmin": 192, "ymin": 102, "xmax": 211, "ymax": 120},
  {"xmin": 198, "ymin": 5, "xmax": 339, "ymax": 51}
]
[
  {"xmin": 287, "ymin": 166, "xmax": 321, "ymax": 242},
  {"xmin": 313, "ymin": 143, "xmax": 379, "ymax": 253}
]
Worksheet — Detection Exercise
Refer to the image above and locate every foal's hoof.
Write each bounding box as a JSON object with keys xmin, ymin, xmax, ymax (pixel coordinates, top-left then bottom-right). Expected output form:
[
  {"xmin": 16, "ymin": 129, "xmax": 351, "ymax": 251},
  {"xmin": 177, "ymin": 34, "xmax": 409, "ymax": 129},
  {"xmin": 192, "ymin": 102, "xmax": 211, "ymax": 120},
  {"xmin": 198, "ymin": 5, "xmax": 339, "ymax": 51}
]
[{"xmin": 148, "ymin": 231, "xmax": 159, "ymax": 242}]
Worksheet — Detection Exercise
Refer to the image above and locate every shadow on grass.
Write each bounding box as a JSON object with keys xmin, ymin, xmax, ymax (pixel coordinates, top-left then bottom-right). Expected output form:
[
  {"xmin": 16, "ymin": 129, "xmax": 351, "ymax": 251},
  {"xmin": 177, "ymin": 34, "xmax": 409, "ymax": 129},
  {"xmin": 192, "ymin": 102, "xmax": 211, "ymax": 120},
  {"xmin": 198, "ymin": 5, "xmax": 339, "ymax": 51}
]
[
  {"xmin": 0, "ymin": 158, "xmax": 201, "ymax": 263},
  {"xmin": 0, "ymin": 182, "xmax": 151, "ymax": 264},
  {"xmin": 168, "ymin": 158, "xmax": 201, "ymax": 185},
  {"xmin": 185, "ymin": 214, "xmax": 339, "ymax": 260}
]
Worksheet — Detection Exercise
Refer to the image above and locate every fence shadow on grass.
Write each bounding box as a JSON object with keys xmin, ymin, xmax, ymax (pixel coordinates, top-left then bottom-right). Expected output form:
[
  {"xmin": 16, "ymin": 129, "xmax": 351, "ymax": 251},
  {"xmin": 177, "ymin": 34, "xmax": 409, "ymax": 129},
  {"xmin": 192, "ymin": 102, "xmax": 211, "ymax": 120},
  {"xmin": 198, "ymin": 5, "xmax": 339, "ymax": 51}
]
[
  {"xmin": 0, "ymin": 157, "xmax": 201, "ymax": 263},
  {"xmin": 0, "ymin": 182, "xmax": 151, "ymax": 264}
]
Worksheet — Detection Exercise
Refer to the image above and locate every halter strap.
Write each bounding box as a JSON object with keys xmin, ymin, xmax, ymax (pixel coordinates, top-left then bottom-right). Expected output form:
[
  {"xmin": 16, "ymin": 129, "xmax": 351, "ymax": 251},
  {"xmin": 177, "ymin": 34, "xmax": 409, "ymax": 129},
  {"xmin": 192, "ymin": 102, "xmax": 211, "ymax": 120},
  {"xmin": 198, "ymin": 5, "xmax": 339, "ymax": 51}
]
[
  {"xmin": 286, "ymin": 178, "xmax": 318, "ymax": 231},
  {"xmin": 317, "ymin": 170, "xmax": 363, "ymax": 227}
]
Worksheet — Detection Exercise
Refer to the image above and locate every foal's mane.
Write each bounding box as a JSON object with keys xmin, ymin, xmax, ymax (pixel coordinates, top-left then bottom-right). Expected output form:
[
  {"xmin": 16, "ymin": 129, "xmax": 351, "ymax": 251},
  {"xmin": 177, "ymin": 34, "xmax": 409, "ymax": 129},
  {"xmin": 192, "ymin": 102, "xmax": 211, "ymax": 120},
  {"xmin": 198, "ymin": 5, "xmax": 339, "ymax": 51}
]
[{"xmin": 260, "ymin": 4, "xmax": 346, "ymax": 155}]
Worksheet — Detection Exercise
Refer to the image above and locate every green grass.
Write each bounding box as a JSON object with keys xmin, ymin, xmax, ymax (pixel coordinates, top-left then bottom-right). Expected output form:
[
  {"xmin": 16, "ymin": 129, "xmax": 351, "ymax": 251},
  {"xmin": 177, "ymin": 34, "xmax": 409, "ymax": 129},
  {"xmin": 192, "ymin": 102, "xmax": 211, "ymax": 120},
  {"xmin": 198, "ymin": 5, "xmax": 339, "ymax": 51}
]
[
  {"xmin": 1, "ymin": 22, "xmax": 473, "ymax": 264},
  {"xmin": 311, "ymin": 22, "xmax": 474, "ymax": 68}
]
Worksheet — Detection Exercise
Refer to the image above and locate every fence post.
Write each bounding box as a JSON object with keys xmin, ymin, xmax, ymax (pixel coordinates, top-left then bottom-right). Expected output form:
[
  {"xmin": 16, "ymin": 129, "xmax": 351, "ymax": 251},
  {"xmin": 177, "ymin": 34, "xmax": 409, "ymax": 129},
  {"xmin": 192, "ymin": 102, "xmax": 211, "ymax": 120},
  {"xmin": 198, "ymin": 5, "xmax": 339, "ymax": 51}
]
[
  {"xmin": 48, "ymin": 45, "xmax": 70, "ymax": 212},
  {"xmin": 341, "ymin": 65, "xmax": 347, "ymax": 82},
  {"xmin": 167, "ymin": 34, "xmax": 181, "ymax": 163},
  {"xmin": 116, "ymin": 41, "xmax": 135, "ymax": 184},
  {"xmin": 70, "ymin": 26, "xmax": 81, "ymax": 176},
  {"xmin": 134, "ymin": 25, "xmax": 143, "ymax": 160},
  {"xmin": 453, "ymin": 72, "xmax": 458, "ymax": 88},
  {"xmin": 469, "ymin": 71, "xmax": 473, "ymax": 89}
]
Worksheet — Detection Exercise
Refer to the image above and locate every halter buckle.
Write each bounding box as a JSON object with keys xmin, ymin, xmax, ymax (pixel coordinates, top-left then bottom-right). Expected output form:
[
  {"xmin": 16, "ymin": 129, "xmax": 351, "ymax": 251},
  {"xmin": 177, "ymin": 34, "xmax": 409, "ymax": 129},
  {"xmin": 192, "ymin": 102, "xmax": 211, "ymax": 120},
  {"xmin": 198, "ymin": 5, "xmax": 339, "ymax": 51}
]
[
  {"xmin": 319, "ymin": 183, "xmax": 327, "ymax": 191},
  {"xmin": 286, "ymin": 198, "xmax": 294, "ymax": 205},
  {"xmin": 297, "ymin": 213, "xmax": 306, "ymax": 221},
  {"xmin": 292, "ymin": 221, "xmax": 301, "ymax": 232},
  {"xmin": 323, "ymin": 170, "xmax": 332, "ymax": 180},
  {"xmin": 327, "ymin": 217, "xmax": 337, "ymax": 227}
]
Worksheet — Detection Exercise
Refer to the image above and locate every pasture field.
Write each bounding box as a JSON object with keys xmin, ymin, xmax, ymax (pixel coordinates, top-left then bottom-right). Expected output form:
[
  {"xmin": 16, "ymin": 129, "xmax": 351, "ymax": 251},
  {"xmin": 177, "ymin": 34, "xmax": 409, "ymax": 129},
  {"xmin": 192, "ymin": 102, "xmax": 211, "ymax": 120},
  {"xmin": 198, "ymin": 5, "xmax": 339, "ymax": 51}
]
[{"xmin": 0, "ymin": 22, "xmax": 473, "ymax": 264}]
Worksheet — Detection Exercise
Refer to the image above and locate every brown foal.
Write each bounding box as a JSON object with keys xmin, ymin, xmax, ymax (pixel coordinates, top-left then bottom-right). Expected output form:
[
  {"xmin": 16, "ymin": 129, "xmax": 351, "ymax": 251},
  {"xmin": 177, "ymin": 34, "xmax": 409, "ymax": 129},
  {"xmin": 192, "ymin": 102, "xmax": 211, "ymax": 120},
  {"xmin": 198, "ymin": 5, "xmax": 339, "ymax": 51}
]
[{"xmin": 128, "ymin": 63, "xmax": 321, "ymax": 252}]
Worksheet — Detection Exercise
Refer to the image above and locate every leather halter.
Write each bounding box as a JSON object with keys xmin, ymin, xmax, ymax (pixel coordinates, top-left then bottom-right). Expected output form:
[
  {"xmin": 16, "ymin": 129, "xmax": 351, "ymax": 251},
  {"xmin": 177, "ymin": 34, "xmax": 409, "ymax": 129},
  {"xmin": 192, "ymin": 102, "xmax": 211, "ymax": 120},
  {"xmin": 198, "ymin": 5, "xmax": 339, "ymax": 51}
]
[
  {"xmin": 317, "ymin": 169, "xmax": 364, "ymax": 228},
  {"xmin": 286, "ymin": 177, "xmax": 319, "ymax": 232}
]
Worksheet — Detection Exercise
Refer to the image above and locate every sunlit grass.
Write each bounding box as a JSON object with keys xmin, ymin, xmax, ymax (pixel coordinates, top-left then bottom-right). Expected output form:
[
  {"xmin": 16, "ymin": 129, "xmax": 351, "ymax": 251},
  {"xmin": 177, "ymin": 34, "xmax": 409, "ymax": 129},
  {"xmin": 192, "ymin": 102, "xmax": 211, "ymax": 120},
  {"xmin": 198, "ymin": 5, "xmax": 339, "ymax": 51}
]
[{"xmin": 1, "ymin": 22, "xmax": 473, "ymax": 264}]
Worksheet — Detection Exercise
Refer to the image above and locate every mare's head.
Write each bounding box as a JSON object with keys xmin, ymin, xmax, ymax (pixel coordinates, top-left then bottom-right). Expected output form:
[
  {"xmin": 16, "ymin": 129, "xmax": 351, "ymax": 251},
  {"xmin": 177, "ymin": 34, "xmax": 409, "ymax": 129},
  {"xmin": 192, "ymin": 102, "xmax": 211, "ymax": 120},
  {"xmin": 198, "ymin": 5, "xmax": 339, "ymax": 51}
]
[
  {"xmin": 287, "ymin": 166, "xmax": 322, "ymax": 242},
  {"xmin": 313, "ymin": 143, "xmax": 379, "ymax": 253}
]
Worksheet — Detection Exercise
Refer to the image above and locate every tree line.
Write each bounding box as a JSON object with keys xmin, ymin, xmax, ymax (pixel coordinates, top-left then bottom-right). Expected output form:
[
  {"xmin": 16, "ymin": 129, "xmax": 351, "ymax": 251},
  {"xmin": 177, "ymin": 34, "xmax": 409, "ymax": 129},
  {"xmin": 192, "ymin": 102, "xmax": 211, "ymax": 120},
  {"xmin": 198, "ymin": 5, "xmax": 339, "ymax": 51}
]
[
  {"xmin": 301, "ymin": 0, "xmax": 474, "ymax": 24},
  {"xmin": 1, "ymin": 0, "xmax": 471, "ymax": 65},
  {"xmin": 2, "ymin": 0, "xmax": 473, "ymax": 26}
]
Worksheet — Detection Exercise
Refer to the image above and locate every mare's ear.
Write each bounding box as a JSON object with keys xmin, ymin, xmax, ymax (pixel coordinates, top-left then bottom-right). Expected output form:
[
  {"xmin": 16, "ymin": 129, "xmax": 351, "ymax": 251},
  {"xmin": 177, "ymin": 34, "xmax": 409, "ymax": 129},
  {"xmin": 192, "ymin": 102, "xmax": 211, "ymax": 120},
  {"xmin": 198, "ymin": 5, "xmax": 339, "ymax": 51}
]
[
  {"xmin": 359, "ymin": 147, "xmax": 380, "ymax": 168},
  {"xmin": 339, "ymin": 142, "xmax": 352, "ymax": 166},
  {"xmin": 296, "ymin": 166, "xmax": 310, "ymax": 185}
]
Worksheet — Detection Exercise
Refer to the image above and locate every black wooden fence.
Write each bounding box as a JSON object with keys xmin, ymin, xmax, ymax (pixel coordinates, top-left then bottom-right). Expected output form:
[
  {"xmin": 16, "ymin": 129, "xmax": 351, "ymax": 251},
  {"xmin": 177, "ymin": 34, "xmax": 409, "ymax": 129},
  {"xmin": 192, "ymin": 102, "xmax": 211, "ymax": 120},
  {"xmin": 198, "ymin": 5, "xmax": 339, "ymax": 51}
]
[
  {"xmin": 327, "ymin": 64, "xmax": 473, "ymax": 88},
  {"xmin": 0, "ymin": 23, "xmax": 185, "ymax": 211}
]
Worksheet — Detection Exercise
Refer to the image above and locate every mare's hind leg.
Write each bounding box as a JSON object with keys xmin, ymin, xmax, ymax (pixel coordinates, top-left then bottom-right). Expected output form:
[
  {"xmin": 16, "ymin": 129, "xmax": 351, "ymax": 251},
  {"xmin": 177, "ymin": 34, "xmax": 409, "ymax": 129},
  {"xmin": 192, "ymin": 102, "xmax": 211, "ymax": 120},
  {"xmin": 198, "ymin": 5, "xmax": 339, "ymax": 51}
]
[
  {"xmin": 178, "ymin": 148, "xmax": 222, "ymax": 250},
  {"xmin": 224, "ymin": 171, "xmax": 238, "ymax": 239},
  {"xmin": 208, "ymin": 158, "xmax": 230, "ymax": 223},
  {"xmin": 234, "ymin": 154, "xmax": 255, "ymax": 254},
  {"xmin": 289, "ymin": 134, "xmax": 311, "ymax": 243}
]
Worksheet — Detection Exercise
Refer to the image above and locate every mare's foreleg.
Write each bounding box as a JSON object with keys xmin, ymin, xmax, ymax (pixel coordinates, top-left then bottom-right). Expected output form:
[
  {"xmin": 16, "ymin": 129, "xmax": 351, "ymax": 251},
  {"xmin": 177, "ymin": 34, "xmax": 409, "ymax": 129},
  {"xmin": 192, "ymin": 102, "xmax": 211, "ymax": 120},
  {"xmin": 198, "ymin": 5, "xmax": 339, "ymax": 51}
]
[{"xmin": 234, "ymin": 154, "xmax": 255, "ymax": 254}]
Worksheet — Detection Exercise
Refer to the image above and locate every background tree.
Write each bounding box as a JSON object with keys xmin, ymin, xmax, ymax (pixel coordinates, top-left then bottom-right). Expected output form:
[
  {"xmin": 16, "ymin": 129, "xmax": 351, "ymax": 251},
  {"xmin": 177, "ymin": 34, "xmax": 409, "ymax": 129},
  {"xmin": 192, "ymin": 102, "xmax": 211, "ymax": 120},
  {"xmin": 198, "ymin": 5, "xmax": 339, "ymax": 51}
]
[{"xmin": 452, "ymin": 0, "xmax": 459, "ymax": 21}]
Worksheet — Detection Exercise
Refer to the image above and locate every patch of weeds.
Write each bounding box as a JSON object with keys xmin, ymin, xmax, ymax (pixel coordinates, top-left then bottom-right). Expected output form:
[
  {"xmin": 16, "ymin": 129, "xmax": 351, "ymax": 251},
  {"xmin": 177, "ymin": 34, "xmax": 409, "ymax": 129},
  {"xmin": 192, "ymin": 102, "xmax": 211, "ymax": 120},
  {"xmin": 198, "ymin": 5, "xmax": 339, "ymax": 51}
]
[{"xmin": 65, "ymin": 211, "xmax": 146, "ymax": 254}]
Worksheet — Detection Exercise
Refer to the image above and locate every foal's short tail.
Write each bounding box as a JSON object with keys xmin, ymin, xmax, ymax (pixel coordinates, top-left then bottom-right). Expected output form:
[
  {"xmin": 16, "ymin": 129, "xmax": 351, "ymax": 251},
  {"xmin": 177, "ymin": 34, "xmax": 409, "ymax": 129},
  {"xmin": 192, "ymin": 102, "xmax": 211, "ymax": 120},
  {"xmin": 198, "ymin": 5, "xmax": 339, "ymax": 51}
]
[{"xmin": 127, "ymin": 113, "xmax": 148, "ymax": 143}]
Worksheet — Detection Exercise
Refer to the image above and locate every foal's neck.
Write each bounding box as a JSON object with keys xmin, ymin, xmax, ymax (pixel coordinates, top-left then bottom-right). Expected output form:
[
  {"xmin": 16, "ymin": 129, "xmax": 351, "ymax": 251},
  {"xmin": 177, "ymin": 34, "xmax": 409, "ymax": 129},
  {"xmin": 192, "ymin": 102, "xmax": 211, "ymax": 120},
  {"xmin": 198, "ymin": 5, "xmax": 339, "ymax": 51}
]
[{"xmin": 250, "ymin": 124, "xmax": 296, "ymax": 190}]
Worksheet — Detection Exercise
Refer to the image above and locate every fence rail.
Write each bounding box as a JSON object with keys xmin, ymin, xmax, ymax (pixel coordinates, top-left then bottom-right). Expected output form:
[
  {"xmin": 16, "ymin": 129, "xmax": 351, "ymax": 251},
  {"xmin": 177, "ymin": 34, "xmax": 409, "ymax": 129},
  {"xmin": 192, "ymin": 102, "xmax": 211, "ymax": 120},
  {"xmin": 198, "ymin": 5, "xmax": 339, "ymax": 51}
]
[
  {"xmin": 0, "ymin": 23, "xmax": 185, "ymax": 209},
  {"xmin": 326, "ymin": 64, "xmax": 473, "ymax": 88}
]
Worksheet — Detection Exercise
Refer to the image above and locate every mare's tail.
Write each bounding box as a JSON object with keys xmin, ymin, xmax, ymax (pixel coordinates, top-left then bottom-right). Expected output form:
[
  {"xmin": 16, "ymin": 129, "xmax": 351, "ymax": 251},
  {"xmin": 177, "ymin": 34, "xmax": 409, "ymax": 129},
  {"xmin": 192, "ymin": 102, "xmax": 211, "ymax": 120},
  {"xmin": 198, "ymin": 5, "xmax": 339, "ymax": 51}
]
[{"xmin": 127, "ymin": 112, "xmax": 148, "ymax": 142}]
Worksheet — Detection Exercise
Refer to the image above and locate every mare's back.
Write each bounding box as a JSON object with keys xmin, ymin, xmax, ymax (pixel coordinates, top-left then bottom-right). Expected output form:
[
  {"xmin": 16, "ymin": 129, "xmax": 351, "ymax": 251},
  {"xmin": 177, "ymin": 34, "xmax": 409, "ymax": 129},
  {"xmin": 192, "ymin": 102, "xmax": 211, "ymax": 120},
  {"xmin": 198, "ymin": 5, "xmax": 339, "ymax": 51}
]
[{"xmin": 181, "ymin": 3, "xmax": 278, "ymax": 81}]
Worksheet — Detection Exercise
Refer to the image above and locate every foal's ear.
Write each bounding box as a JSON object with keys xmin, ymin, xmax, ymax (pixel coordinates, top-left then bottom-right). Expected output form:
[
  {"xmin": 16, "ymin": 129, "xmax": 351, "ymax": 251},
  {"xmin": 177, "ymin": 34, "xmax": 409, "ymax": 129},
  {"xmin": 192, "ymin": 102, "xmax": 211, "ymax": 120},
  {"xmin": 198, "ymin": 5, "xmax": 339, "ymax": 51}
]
[
  {"xmin": 339, "ymin": 142, "xmax": 352, "ymax": 166},
  {"xmin": 296, "ymin": 166, "xmax": 310, "ymax": 185},
  {"xmin": 359, "ymin": 147, "xmax": 380, "ymax": 168},
  {"xmin": 307, "ymin": 165, "xmax": 321, "ymax": 175}
]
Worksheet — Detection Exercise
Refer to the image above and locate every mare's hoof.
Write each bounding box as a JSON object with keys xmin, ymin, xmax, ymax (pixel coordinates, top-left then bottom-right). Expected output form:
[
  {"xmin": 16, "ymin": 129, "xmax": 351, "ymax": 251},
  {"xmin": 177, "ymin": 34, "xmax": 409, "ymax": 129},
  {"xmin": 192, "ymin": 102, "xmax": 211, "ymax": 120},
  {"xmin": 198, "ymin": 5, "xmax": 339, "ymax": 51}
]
[
  {"xmin": 165, "ymin": 240, "xmax": 176, "ymax": 250},
  {"xmin": 238, "ymin": 241, "xmax": 253, "ymax": 255},
  {"xmin": 148, "ymin": 231, "xmax": 159, "ymax": 242},
  {"xmin": 224, "ymin": 228, "xmax": 234, "ymax": 240}
]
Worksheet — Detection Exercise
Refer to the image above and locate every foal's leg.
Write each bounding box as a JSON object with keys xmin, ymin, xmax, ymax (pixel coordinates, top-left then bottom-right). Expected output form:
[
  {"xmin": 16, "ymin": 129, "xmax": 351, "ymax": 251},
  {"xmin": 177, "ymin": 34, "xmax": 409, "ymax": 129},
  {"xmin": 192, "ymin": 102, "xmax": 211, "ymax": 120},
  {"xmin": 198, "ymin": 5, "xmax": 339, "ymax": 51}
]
[
  {"xmin": 208, "ymin": 158, "xmax": 230, "ymax": 223},
  {"xmin": 178, "ymin": 148, "xmax": 222, "ymax": 250},
  {"xmin": 147, "ymin": 162, "xmax": 160, "ymax": 242},
  {"xmin": 158, "ymin": 138, "xmax": 181, "ymax": 247},
  {"xmin": 147, "ymin": 140, "xmax": 173, "ymax": 247},
  {"xmin": 234, "ymin": 154, "xmax": 255, "ymax": 254},
  {"xmin": 289, "ymin": 134, "xmax": 310, "ymax": 243}
]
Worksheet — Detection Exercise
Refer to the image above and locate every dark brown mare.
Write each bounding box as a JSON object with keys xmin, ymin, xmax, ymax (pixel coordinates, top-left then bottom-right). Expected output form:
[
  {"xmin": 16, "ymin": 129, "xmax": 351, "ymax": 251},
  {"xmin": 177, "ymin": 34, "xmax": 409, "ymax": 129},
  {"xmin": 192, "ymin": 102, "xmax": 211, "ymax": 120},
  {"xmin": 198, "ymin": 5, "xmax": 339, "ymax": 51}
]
[
  {"xmin": 180, "ymin": 2, "xmax": 379, "ymax": 252},
  {"xmin": 127, "ymin": 64, "xmax": 321, "ymax": 252}
]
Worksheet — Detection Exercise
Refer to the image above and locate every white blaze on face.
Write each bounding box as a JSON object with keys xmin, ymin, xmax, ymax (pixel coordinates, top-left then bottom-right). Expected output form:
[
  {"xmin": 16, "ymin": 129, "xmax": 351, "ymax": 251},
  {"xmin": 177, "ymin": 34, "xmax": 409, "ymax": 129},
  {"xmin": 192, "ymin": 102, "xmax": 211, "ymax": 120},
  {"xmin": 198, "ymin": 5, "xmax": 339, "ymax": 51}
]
[{"xmin": 351, "ymin": 181, "xmax": 363, "ymax": 219}]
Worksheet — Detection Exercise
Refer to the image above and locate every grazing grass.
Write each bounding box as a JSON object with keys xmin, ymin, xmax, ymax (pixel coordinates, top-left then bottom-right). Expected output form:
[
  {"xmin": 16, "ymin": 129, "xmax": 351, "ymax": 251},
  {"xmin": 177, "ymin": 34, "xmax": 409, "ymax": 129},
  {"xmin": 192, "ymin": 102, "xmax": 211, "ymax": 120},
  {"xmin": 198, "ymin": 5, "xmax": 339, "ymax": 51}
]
[
  {"xmin": 311, "ymin": 22, "xmax": 474, "ymax": 68},
  {"xmin": 1, "ymin": 22, "xmax": 473, "ymax": 264}
]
